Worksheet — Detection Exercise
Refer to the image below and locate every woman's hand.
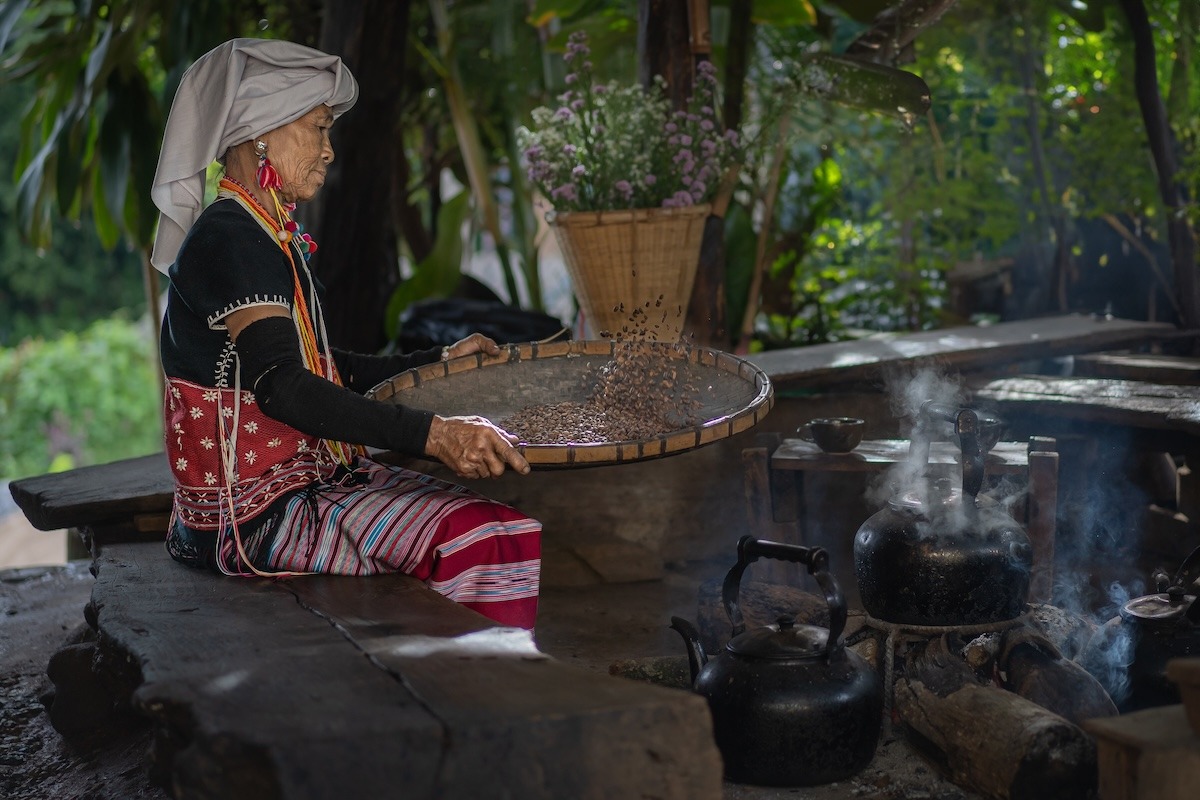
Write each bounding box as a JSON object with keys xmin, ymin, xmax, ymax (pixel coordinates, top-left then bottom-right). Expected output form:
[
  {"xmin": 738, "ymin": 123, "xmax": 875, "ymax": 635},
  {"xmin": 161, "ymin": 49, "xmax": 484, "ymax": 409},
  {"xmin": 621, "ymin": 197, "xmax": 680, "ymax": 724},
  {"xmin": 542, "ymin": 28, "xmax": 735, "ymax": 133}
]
[
  {"xmin": 444, "ymin": 333, "xmax": 502, "ymax": 361},
  {"xmin": 425, "ymin": 415, "xmax": 531, "ymax": 479}
]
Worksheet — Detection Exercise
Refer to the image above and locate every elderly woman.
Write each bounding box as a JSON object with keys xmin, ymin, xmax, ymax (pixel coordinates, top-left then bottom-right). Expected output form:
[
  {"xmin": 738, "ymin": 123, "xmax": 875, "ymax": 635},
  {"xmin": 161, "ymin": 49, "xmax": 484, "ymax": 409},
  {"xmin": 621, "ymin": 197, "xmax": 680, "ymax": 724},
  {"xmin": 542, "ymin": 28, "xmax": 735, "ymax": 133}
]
[{"xmin": 150, "ymin": 39, "xmax": 541, "ymax": 629}]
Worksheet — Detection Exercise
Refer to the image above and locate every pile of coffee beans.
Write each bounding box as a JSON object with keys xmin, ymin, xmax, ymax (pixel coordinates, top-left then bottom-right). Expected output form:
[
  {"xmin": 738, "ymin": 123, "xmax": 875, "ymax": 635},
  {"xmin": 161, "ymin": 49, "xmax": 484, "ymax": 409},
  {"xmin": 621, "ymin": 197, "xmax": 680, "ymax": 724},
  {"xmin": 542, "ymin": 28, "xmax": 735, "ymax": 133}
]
[{"xmin": 499, "ymin": 300, "xmax": 703, "ymax": 444}]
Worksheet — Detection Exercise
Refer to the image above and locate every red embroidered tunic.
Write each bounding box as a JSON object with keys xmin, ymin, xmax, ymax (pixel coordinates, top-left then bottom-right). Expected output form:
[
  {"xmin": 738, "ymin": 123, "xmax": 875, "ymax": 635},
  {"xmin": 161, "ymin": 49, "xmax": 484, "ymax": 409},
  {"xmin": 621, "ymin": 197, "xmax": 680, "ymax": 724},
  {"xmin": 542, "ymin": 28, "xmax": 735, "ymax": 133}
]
[{"xmin": 161, "ymin": 199, "xmax": 344, "ymax": 531}]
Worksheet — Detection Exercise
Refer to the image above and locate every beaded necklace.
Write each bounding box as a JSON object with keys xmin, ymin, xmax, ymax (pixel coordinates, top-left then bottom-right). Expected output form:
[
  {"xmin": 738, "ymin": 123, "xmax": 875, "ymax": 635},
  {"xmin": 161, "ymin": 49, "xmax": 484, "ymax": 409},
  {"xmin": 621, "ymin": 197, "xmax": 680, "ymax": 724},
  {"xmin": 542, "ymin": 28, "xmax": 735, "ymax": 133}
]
[{"xmin": 218, "ymin": 175, "xmax": 360, "ymax": 469}]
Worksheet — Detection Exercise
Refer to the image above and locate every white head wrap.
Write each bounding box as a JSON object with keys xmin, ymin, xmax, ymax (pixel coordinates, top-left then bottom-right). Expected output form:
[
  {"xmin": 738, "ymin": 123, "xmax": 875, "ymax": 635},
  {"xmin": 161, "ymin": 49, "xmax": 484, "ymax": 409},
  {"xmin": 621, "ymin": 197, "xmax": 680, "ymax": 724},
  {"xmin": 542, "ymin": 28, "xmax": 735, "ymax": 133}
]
[{"xmin": 150, "ymin": 38, "xmax": 359, "ymax": 272}]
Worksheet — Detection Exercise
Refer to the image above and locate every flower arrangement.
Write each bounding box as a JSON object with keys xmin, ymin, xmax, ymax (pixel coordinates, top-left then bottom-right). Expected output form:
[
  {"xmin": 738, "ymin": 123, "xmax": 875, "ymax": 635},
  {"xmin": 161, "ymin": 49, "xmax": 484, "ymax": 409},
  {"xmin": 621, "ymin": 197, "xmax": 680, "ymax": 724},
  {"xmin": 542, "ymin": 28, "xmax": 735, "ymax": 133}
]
[{"xmin": 518, "ymin": 31, "xmax": 738, "ymax": 213}]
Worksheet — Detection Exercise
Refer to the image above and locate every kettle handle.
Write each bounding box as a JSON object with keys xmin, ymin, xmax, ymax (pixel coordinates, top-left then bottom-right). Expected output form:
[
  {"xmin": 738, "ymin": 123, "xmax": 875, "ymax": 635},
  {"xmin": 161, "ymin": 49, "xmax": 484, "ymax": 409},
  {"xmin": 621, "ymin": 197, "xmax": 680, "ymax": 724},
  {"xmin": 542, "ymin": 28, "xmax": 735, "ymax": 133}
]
[
  {"xmin": 916, "ymin": 401, "xmax": 984, "ymax": 500},
  {"xmin": 721, "ymin": 535, "xmax": 847, "ymax": 658}
]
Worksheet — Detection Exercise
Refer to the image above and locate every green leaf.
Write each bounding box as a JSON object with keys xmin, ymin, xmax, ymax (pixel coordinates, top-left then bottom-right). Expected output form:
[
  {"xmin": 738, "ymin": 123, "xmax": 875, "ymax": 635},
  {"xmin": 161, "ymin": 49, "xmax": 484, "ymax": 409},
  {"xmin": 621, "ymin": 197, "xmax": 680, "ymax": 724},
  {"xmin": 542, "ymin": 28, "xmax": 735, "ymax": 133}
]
[
  {"xmin": 97, "ymin": 84, "xmax": 131, "ymax": 226},
  {"xmin": 384, "ymin": 190, "xmax": 472, "ymax": 338},
  {"xmin": 752, "ymin": 0, "xmax": 817, "ymax": 27},
  {"xmin": 723, "ymin": 201, "xmax": 757, "ymax": 339},
  {"xmin": 528, "ymin": 0, "xmax": 590, "ymax": 28},
  {"xmin": 0, "ymin": 0, "xmax": 32, "ymax": 54},
  {"xmin": 791, "ymin": 53, "xmax": 932, "ymax": 119}
]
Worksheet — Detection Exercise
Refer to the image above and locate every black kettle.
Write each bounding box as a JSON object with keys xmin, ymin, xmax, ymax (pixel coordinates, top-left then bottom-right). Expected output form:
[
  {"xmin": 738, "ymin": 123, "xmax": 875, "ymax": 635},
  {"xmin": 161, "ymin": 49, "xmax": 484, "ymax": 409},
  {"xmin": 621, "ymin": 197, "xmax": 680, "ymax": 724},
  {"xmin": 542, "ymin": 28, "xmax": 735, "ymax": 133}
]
[
  {"xmin": 854, "ymin": 402, "xmax": 1033, "ymax": 626},
  {"xmin": 1081, "ymin": 545, "xmax": 1200, "ymax": 711},
  {"xmin": 670, "ymin": 536, "xmax": 883, "ymax": 787}
]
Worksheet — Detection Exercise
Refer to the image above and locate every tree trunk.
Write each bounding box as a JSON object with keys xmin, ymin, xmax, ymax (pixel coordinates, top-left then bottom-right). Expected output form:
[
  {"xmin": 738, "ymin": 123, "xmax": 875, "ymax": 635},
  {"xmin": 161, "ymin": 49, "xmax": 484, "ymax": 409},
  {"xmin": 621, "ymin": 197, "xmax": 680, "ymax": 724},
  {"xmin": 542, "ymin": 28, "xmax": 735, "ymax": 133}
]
[
  {"xmin": 637, "ymin": 0, "xmax": 693, "ymax": 109},
  {"xmin": 1119, "ymin": 0, "xmax": 1200, "ymax": 331},
  {"xmin": 638, "ymin": 0, "xmax": 732, "ymax": 345},
  {"xmin": 305, "ymin": 0, "xmax": 411, "ymax": 353}
]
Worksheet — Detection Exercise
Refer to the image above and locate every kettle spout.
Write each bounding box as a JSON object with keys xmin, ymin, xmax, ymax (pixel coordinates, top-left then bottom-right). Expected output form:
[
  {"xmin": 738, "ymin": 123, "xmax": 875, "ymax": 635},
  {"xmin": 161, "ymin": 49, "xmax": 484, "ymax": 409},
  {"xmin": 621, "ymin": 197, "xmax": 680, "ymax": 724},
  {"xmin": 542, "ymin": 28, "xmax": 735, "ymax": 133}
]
[{"xmin": 669, "ymin": 616, "xmax": 708, "ymax": 684}]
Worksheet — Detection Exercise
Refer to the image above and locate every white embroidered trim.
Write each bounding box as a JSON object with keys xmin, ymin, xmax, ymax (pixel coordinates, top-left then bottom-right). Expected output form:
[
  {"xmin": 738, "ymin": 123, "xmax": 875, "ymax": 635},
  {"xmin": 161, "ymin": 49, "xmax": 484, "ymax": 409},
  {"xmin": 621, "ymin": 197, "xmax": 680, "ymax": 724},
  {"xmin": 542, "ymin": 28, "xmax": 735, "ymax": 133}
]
[{"xmin": 208, "ymin": 296, "xmax": 291, "ymax": 330}]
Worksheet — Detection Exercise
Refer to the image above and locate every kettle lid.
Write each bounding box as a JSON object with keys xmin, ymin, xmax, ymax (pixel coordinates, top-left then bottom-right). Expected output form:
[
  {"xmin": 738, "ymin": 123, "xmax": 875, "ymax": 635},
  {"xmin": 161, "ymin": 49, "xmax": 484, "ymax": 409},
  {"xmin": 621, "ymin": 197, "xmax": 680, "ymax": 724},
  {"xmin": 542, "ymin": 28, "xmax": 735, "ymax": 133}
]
[
  {"xmin": 726, "ymin": 615, "xmax": 829, "ymax": 660},
  {"xmin": 1121, "ymin": 588, "xmax": 1196, "ymax": 624}
]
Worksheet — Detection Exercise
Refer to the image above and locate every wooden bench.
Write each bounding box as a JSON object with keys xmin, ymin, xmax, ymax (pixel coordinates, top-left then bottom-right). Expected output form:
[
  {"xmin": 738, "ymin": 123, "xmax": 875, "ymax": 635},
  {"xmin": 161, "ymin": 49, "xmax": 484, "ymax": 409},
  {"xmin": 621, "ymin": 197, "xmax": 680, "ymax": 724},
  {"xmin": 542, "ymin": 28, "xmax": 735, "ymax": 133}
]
[{"xmin": 8, "ymin": 457, "xmax": 724, "ymax": 799}]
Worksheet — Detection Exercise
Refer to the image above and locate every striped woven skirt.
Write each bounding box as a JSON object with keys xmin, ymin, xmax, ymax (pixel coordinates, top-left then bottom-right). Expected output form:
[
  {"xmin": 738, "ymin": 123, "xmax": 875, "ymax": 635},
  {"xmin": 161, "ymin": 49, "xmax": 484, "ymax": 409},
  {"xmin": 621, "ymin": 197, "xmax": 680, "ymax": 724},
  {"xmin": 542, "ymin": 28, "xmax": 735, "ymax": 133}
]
[{"xmin": 218, "ymin": 459, "xmax": 542, "ymax": 629}]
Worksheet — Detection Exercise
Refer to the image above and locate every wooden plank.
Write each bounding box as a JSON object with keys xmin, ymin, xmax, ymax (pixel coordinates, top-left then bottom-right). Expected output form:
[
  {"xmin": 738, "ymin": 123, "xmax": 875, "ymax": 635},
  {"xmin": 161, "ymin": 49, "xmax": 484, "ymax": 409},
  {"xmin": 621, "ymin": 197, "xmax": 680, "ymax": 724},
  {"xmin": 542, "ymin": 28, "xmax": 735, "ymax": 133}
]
[
  {"xmin": 288, "ymin": 579, "xmax": 724, "ymax": 799},
  {"xmin": 8, "ymin": 453, "xmax": 173, "ymax": 531},
  {"xmin": 972, "ymin": 376, "xmax": 1200, "ymax": 436},
  {"xmin": 748, "ymin": 314, "xmax": 1178, "ymax": 388},
  {"xmin": 1073, "ymin": 353, "xmax": 1200, "ymax": 385},
  {"xmin": 771, "ymin": 438, "xmax": 1029, "ymax": 474}
]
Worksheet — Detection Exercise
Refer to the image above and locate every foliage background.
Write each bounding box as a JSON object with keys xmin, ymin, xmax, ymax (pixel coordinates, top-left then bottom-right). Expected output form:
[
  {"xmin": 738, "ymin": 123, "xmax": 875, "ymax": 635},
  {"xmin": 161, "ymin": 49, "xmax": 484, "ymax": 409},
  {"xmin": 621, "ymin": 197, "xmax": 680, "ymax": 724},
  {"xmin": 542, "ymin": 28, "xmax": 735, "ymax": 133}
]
[{"xmin": 0, "ymin": 0, "xmax": 1196, "ymax": 480}]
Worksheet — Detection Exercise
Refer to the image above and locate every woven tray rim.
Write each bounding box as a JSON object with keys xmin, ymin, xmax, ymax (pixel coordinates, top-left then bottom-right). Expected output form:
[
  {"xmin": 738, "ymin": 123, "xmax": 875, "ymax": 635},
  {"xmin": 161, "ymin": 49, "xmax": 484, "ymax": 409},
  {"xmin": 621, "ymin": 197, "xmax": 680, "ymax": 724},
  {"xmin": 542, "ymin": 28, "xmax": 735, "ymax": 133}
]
[{"xmin": 368, "ymin": 339, "xmax": 774, "ymax": 468}]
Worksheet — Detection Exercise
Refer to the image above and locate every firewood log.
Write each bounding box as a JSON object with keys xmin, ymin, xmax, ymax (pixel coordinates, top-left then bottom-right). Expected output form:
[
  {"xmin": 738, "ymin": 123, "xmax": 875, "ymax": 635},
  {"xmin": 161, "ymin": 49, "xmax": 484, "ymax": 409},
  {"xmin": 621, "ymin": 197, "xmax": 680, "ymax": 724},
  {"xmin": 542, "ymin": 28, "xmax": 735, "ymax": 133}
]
[
  {"xmin": 895, "ymin": 668, "xmax": 1098, "ymax": 800},
  {"xmin": 1000, "ymin": 627, "xmax": 1119, "ymax": 726}
]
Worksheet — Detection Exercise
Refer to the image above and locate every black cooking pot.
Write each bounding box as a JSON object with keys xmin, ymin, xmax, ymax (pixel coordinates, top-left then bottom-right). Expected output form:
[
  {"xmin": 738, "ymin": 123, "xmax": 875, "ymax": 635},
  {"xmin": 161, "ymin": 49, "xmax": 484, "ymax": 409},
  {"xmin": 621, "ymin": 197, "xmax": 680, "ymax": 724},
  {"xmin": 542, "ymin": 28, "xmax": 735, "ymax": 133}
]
[
  {"xmin": 671, "ymin": 536, "xmax": 882, "ymax": 787},
  {"xmin": 854, "ymin": 403, "xmax": 1033, "ymax": 626}
]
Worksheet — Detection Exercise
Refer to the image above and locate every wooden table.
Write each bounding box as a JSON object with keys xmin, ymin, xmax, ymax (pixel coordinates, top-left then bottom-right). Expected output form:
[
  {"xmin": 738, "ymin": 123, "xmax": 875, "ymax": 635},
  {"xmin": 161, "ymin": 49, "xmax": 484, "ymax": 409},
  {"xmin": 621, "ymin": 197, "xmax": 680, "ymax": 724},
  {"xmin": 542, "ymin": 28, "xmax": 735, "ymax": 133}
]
[{"xmin": 743, "ymin": 436, "xmax": 1059, "ymax": 599}]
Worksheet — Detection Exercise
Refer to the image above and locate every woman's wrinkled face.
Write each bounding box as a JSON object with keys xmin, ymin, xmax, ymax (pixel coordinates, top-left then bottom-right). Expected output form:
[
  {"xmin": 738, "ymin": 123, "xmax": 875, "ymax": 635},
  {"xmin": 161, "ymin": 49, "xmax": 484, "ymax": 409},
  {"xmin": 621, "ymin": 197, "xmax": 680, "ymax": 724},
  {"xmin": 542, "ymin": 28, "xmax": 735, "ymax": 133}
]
[{"xmin": 262, "ymin": 105, "xmax": 335, "ymax": 204}]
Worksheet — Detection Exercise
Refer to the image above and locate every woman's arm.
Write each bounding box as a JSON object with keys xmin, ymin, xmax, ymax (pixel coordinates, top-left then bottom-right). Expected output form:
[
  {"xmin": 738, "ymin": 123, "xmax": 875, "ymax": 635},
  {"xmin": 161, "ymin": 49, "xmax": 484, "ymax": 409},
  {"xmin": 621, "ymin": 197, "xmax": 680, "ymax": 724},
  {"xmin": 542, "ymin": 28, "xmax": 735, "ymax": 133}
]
[{"xmin": 226, "ymin": 308, "xmax": 528, "ymax": 478}]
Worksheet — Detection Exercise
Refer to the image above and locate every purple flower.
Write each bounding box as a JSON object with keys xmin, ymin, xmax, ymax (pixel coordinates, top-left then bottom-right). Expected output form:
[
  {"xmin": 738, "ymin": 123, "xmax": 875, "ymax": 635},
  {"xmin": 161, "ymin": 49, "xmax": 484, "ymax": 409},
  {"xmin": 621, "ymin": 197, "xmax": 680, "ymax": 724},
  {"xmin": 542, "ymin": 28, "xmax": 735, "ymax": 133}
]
[
  {"xmin": 701, "ymin": 105, "xmax": 714, "ymax": 116},
  {"xmin": 724, "ymin": 129, "xmax": 739, "ymax": 145},
  {"xmin": 563, "ymin": 144, "xmax": 577, "ymax": 156},
  {"xmin": 551, "ymin": 183, "xmax": 578, "ymax": 202},
  {"xmin": 565, "ymin": 73, "xmax": 578, "ymax": 85},
  {"xmin": 665, "ymin": 122, "xmax": 678, "ymax": 133},
  {"xmin": 555, "ymin": 107, "xmax": 574, "ymax": 120},
  {"xmin": 572, "ymin": 164, "xmax": 586, "ymax": 177},
  {"xmin": 615, "ymin": 180, "xmax": 633, "ymax": 198},
  {"xmin": 700, "ymin": 119, "xmax": 714, "ymax": 131},
  {"xmin": 680, "ymin": 134, "xmax": 692, "ymax": 146},
  {"xmin": 644, "ymin": 174, "xmax": 657, "ymax": 186},
  {"xmin": 593, "ymin": 84, "xmax": 608, "ymax": 94},
  {"xmin": 571, "ymin": 99, "xmax": 584, "ymax": 111}
]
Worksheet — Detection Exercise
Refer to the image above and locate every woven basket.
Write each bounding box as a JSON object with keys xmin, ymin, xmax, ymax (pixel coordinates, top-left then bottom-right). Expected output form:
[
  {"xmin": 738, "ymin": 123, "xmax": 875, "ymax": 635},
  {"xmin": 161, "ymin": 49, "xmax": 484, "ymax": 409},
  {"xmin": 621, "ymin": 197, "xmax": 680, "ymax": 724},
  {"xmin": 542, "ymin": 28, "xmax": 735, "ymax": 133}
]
[
  {"xmin": 549, "ymin": 204, "xmax": 710, "ymax": 341},
  {"xmin": 368, "ymin": 338, "xmax": 774, "ymax": 468}
]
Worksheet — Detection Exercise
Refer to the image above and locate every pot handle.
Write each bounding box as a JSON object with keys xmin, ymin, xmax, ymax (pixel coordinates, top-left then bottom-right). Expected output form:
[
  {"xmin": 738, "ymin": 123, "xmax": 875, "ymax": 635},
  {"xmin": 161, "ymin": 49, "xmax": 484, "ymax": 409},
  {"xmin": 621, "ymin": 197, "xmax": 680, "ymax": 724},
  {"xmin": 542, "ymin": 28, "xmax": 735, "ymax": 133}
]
[
  {"xmin": 918, "ymin": 402, "xmax": 984, "ymax": 500},
  {"xmin": 721, "ymin": 535, "xmax": 847, "ymax": 658}
]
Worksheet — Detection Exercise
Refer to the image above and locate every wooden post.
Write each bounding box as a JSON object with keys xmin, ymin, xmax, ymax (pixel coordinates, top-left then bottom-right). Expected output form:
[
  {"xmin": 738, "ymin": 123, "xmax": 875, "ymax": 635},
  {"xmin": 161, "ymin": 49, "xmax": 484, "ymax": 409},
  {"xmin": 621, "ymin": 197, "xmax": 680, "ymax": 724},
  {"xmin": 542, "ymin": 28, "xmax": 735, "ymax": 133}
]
[
  {"xmin": 741, "ymin": 432, "xmax": 804, "ymax": 585},
  {"xmin": 1027, "ymin": 436, "xmax": 1058, "ymax": 603}
]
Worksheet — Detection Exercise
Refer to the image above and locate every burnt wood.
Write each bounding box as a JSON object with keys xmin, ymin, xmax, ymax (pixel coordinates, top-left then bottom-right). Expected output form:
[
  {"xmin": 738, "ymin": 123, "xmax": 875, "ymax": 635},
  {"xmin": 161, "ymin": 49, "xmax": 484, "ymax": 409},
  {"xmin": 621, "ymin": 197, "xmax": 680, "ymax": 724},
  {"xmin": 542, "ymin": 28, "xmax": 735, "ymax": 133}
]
[
  {"xmin": 895, "ymin": 674, "xmax": 1098, "ymax": 800},
  {"xmin": 89, "ymin": 542, "xmax": 724, "ymax": 799}
]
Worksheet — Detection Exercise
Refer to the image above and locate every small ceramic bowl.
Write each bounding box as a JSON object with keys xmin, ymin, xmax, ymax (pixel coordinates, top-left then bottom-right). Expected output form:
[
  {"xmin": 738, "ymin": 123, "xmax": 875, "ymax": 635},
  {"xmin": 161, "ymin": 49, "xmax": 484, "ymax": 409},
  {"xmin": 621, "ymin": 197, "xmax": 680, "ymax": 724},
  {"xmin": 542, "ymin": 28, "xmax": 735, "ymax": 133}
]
[{"xmin": 799, "ymin": 417, "xmax": 866, "ymax": 454}]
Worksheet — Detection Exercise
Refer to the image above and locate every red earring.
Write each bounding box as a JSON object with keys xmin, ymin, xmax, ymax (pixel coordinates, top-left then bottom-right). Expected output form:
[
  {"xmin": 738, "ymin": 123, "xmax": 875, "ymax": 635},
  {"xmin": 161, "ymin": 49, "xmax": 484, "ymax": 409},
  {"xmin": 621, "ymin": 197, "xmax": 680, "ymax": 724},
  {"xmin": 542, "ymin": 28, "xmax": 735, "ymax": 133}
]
[{"xmin": 255, "ymin": 140, "xmax": 282, "ymax": 191}]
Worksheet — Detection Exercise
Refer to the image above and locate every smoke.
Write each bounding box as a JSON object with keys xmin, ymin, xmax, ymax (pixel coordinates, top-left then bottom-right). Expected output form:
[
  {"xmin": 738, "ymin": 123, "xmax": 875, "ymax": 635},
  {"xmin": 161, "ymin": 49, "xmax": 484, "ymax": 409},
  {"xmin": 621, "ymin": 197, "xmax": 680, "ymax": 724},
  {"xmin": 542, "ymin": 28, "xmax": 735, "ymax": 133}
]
[
  {"xmin": 1075, "ymin": 579, "xmax": 1144, "ymax": 706},
  {"xmin": 1047, "ymin": 427, "xmax": 1157, "ymax": 710},
  {"xmin": 865, "ymin": 365, "xmax": 968, "ymax": 512}
]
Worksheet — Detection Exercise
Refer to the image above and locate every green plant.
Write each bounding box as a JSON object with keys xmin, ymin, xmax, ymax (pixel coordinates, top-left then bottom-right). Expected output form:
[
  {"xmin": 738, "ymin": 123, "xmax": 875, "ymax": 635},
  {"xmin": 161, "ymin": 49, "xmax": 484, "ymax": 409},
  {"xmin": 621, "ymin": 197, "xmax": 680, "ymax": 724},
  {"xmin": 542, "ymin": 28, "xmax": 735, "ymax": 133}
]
[{"xmin": 0, "ymin": 316, "xmax": 161, "ymax": 480}]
